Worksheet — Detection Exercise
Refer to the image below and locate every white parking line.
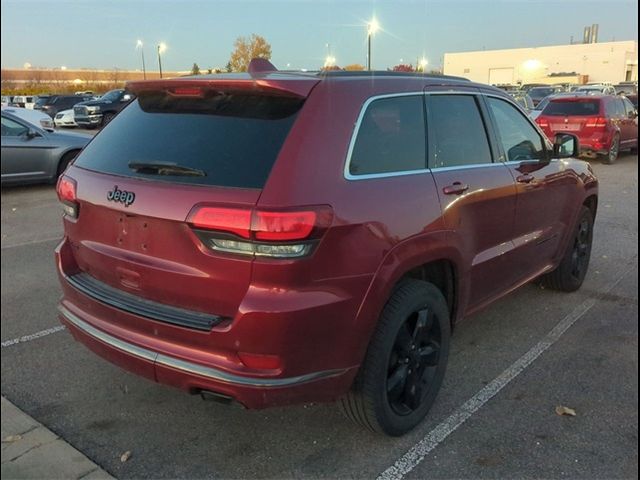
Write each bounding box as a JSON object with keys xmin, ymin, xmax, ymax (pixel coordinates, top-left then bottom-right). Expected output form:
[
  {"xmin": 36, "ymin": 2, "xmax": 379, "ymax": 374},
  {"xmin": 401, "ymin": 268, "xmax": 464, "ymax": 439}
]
[
  {"xmin": 378, "ymin": 263, "xmax": 634, "ymax": 480},
  {"xmin": 1, "ymin": 326, "xmax": 66, "ymax": 348},
  {"xmin": 0, "ymin": 236, "xmax": 62, "ymax": 250}
]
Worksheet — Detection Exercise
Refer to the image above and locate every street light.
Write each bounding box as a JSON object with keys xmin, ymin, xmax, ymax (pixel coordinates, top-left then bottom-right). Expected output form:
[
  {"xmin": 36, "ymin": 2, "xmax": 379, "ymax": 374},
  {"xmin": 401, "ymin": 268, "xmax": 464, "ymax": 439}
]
[
  {"xmin": 136, "ymin": 40, "xmax": 146, "ymax": 79},
  {"xmin": 157, "ymin": 42, "xmax": 167, "ymax": 79},
  {"xmin": 367, "ymin": 18, "xmax": 380, "ymax": 71}
]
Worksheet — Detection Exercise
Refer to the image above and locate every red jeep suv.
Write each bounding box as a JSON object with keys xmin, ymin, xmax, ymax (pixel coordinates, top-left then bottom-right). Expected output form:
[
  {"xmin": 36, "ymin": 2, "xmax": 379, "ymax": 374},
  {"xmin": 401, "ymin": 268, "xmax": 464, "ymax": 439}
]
[
  {"xmin": 55, "ymin": 62, "xmax": 598, "ymax": 436},
  {"xmin": 536, "ymin": 94, "xmax": 638, "ymax": 164}
]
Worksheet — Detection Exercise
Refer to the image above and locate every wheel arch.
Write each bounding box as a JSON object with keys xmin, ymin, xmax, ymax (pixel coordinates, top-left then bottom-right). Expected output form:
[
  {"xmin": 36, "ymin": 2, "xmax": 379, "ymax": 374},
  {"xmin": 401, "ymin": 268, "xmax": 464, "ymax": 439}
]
[{"xmin": 350, "ymin": 232, "xmax": 466, "ymax": 367}]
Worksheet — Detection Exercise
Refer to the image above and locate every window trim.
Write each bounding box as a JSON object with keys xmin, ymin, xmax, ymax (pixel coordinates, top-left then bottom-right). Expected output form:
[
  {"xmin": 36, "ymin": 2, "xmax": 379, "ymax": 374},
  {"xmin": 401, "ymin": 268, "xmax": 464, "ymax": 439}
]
[{"xmin": 343, "ymin": 92, "xmax": 428, "ymax": 181}]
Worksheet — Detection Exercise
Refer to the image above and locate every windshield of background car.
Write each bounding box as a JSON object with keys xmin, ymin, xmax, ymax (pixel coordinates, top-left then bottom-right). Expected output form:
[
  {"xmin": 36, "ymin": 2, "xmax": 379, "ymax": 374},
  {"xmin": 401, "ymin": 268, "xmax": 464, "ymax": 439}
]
[
  {"xmin": 542, "ymin": 99, "xmax": 601, "ymax": 116},
  {"xmin": 529, "ymin": 87, "xmax": 554, "ymax": 99},
  {"xmin": 34, "ymin": 96, "xmax": 52, "ymax": 106},
  {"xmin": 73, "ymin": 92, "xmax": 304, "ymax": 188},
  {"xmin": 99, "ymin": 90, "xmax": 123, "ymax": 102}
]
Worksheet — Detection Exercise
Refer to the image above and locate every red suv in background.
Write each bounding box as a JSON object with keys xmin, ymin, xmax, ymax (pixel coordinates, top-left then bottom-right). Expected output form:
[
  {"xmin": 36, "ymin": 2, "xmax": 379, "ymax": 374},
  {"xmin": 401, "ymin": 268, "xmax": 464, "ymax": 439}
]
[
  {"xmin": 536, "ymin": 94, "xmax": 638, "ymax": 164},
  {"xmin": 55, "ymin": 63, "xmax": 598, "ymax": 435}
]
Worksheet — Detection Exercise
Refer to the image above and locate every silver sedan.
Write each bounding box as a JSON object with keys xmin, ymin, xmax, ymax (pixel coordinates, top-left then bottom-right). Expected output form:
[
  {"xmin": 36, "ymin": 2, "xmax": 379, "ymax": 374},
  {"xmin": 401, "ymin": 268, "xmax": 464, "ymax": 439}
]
[{"xmin": 1, "ymin": 110, "xmax": 92, "ymax": 185}]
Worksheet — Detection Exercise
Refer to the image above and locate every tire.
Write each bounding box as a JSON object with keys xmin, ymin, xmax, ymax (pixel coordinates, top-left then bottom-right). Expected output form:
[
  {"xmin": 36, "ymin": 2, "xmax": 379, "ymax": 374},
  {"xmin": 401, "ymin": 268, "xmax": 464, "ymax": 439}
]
[
  {"xmin": 55, "ymin": 150, "xmax": 79, "ymax": 180},
  {"xmin": 601, "ymin": 134, "xmax": 620, "ymax": 165},
  {"xmin": 541, "ymin": 206, "xmax": 594, "ymax": 292},
  {"xmin": 101, "ymin": 112, "xmax": 115, "ymax": 127},
  {"xmin": 339, "ymin": 279, "xmax": 451, "ymax": 436}
]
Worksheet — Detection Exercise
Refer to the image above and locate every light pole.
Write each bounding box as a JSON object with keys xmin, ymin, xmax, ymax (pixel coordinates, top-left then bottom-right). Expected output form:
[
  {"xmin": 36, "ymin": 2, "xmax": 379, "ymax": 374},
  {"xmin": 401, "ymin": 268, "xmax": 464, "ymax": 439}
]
[
  {"xmin": 136, "ymin": 40, "xmax": 146, "ymax": 79},
  {"xmin": 157, "ymin": 43, "xmax": 167, "ymax": 79},
  {"xmin": 367, "ymin": 18, "xmax": 380, "ymax": 71}
]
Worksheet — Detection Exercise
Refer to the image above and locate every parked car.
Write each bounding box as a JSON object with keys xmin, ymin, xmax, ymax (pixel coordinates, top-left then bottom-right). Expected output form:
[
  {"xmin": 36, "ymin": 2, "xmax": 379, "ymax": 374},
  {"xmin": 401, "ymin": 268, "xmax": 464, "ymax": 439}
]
[
  {"xmin": 54, "ymin": 109, "xmax": 77, "ymax": 128},
  {"xmin": 625, "ymin": 94, "xmax": 638, "ymax": 109},
  {"xmin": 575, "ymin": 84, "xmax": 616, "ymax": 95},
  {"xmin": 535, "ymin": 94, "xmax": 638, "ymax": 164},
  {"xmin": 508, "ymin": 90, "xmax": 535, "ymax": 112},
  {"xmin": 34, "ymin": 94, "xmax": 94, "ymax": 118},
  {"xmin": 2, "ymin": 106, "xmax": 54, "ymax": 129},
  {"xmin": 55, "ymin": 65, "xmax": 598, "ymax": 436},
  {"xmin": 10, "ymin": 95, "xmax": 36, "ymax": 109},
  {"xmin": 528, "ymin": 86, "xmax": 564, "ymax": 107},
  {"xmin": 73, "ymin": 89, "xmax": 135, "ymax": 128},
  {"xmin": 1, "ymin": 110, "xmax": 91, "ymax": 185},
  {"xmin": 615, "ymin": 83, "xmax": 638, "ymax": 96},
  {"xmin": 1, "ymin": 96, "xmax": 14, "ymax": 107}
]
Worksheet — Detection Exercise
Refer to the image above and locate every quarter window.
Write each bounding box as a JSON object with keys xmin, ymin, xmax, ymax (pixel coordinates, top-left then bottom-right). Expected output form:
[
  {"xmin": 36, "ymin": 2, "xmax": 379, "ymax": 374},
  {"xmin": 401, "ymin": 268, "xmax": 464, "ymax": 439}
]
[
  {"xmin": 427, "ymin": 95, "xmax": 492, "ymax": 168},
  {"xmin": 487, "ymin": 97, "xmax": 545, "ymax": 162},
  {"xmin": 349, "ymin": 95, "xmax": 426, "ymax": 176}
]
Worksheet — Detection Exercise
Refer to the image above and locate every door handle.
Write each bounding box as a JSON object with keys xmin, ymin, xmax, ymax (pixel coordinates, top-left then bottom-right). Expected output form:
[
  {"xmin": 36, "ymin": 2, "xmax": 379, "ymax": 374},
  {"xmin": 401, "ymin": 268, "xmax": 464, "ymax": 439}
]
[
  {"xmin": 516, "ymin": 174, "xmax": 535, "ymax": 184},
  {"xmin": 442, "ymin": 182, "xmax": 469, "ymax": 195}
]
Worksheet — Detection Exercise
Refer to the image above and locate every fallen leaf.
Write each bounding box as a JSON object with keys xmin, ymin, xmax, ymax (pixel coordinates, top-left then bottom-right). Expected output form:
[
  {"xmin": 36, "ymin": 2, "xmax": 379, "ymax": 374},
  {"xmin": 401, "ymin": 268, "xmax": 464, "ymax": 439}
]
[
  {"xmin": 120, "ymin": 451, "xmax": 132, "ymax": 463},
  {"xmin": 555, "ymin": 405, "xmax": 576, "ymax": 417},
  {"xmin": 2, "ymin": 435, "xmax": 22, "ymax": 443}
]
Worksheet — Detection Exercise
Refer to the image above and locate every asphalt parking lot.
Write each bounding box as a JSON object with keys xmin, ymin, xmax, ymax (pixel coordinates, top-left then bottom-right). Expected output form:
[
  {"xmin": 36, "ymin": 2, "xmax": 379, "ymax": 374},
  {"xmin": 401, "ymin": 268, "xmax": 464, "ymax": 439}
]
[{"xmin": 1, "ymin": 154, "xmax": 637, "ymax": 479}]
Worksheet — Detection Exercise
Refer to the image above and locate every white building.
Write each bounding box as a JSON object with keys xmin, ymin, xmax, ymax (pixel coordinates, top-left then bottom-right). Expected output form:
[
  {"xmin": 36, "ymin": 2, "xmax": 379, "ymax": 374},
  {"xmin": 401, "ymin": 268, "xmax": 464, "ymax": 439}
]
[{"xmin": 443, "ymin": 40, "xmax": 638, "ymax": 86}]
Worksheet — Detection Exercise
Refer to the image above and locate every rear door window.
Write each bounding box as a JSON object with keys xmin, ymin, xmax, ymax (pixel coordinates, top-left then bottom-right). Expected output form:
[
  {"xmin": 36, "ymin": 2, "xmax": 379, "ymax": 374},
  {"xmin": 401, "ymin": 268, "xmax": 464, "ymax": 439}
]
[
  {"xmin": 426, "ymin": 94, "xmax": 492, "ymax": 168},
  {"xmin": 73, "ymin": 92, "xmax": 304, "ymax": 189},
  {"xmin": 348, "ymin": 95, "xmax": 426, "ymax": 176}
]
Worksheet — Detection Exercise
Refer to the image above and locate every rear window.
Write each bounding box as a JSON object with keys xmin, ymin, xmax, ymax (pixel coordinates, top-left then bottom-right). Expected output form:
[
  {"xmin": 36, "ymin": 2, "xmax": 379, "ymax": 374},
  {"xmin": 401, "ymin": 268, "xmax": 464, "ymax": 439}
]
[
  {"xmin": 74, "ymin": 92, "xmax": 303, "ymax": 188},
  {"xmin": 542, "ymin": 99, "xmax": 601, "ymax": 116}
]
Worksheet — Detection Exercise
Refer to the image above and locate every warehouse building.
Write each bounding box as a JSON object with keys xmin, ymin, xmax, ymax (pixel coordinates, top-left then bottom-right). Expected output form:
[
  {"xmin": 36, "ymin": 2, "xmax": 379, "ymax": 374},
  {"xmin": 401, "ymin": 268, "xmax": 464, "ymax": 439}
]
[{"xmin": 443, "ymin": 40, "xmax": 638, "ymax": 86}]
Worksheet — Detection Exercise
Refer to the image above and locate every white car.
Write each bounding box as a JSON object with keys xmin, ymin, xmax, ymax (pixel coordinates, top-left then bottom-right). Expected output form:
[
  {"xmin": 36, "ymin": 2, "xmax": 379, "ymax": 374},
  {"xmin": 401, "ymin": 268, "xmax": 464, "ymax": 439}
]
[
  {"xmin": 1, "ymin": 106, "xmax": 54, "ymax": 130},
  {"xmin": 54, "ymin": 109, "xmax": 77, "ymax": 128}
]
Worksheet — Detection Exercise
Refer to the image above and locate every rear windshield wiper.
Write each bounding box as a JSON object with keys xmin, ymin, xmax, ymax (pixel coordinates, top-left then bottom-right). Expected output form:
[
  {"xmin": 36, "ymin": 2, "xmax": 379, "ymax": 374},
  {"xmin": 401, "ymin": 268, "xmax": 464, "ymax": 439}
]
[{"xmin": 128, "ymin": 162, "xmax": 206, "ymax": 177}]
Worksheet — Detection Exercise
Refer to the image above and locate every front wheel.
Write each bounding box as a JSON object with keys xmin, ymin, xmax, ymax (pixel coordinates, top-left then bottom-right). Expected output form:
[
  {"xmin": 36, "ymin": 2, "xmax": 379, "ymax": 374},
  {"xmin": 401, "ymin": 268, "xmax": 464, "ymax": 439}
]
[
  {"xmin": 339, "ymin": 279, "xmax": 451, "ymax": 436},
  {"xmin": 101, "ymin": 112, "xmax": 115, "ymax": 127},
  {"xmin": 542, "ymin": 206, "xmax": 594, "ymax": 292}
]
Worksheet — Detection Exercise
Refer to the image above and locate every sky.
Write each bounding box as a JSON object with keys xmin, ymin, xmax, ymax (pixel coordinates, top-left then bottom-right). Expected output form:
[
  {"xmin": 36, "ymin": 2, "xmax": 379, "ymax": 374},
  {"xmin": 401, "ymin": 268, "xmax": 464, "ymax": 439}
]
[{"xmin": 1, "ymin": 0, "xmax": 638, "ymax": 72}]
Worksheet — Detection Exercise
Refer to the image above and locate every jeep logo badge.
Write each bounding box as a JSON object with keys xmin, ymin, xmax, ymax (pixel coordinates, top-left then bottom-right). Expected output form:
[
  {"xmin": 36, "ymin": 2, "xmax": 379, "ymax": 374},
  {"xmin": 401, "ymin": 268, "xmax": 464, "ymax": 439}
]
[{"xmin": 107, "ymin": 186, "xmax": 135, "ymax": 207}]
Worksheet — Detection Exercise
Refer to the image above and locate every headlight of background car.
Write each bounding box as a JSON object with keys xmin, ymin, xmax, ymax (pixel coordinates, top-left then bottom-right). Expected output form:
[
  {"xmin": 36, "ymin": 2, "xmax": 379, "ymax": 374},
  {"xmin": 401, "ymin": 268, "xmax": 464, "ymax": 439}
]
[
  {"xmin": 87, "ymin": 106, "xmax": 101, "ymax": 114},
  {"xmin": 40, "ymin": 119, "xmax": 54, "ymax": 129}
]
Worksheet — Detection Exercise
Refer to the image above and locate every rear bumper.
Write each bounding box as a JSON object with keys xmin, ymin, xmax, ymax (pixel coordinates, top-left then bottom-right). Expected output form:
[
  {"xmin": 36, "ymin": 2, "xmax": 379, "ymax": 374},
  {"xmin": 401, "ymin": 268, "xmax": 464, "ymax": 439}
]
[
  {"xmin": 58, "ymin": 304, "xmax": 354, "ymax": 408},
  {"xmin": 55, "ymin": 238, "xmax": 367, "ymax": 408}
]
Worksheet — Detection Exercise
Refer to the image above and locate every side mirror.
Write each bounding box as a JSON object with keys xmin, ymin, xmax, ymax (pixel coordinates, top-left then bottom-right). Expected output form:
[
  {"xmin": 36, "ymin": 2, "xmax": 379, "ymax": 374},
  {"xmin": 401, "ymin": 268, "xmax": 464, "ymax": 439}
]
[
  {"xmin": 553, "ymin": 133, "xmax": 579, "ymax": 158},
  {"xmin": 24, "ymin": 129, "xmax": 41, "ymax": 140}
]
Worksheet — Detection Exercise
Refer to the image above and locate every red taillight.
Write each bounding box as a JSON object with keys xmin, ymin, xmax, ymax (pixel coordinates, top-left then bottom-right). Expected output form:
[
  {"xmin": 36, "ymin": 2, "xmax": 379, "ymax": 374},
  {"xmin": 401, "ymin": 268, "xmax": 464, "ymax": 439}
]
[
  {"xmin": 56, "ymin": 175, "xmax": 76, "ymax": 203},
  {"xmin": 187, "ymin": 205, "xmax": 332, "ymax": 258},
  {"xmin": 252, "ymin": 210, "xmax": 316, "ymax": 241},
  {"xmin": 189, "ymin": 207, "xmax": 251, "ymax": 238},
  {"xmin": 536, "ymin": 117, "xmax": 549, "ymax": 128},
  {"xmin": 585, "ymin": 116, "xmax": 608, "ymax": 128},
  {"xmin": 56, "ymin": 175, "xmax": 78, "ymax": 218}
]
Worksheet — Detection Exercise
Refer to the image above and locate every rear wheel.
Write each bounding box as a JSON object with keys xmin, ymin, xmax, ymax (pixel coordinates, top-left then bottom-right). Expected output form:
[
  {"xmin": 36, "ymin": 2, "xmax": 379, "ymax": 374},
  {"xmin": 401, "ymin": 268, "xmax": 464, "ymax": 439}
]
[
  {"xmin": 55, "ymin": 151, "xmax": 79, "ymax": 181},
  {"xmin": 542, "ymin": 206, "xmax": 593, "ymax": 292},
  {"xmin": 602, "ymin": 134, "xmax": 620, "ymax": 165},
  {"xmin": 339, "ymin": 279, "xmax": 451, "ymax": 436}
]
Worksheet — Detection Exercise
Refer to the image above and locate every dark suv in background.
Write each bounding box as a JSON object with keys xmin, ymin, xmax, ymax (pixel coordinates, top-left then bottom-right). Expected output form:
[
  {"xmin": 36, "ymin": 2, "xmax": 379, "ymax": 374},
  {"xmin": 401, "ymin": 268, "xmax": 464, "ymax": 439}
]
[
  {"xmin": 34, "ymin": 94, "xmax": 93, "ymax": 118},
  {"xmin": 55, "ymin": 62, "xmax": 598, "ymax": 436},
  {"xmin": 73, "ymin": 89, "xmax": 135, "ymax": 128}
]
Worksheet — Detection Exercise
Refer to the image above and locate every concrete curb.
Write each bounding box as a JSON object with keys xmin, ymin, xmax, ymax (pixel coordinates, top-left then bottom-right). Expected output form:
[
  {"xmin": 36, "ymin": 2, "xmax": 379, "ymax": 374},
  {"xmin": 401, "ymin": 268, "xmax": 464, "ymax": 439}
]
[{"xmin": 1, "ymin": 396, "xmax": 114, "ymax": 480}]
